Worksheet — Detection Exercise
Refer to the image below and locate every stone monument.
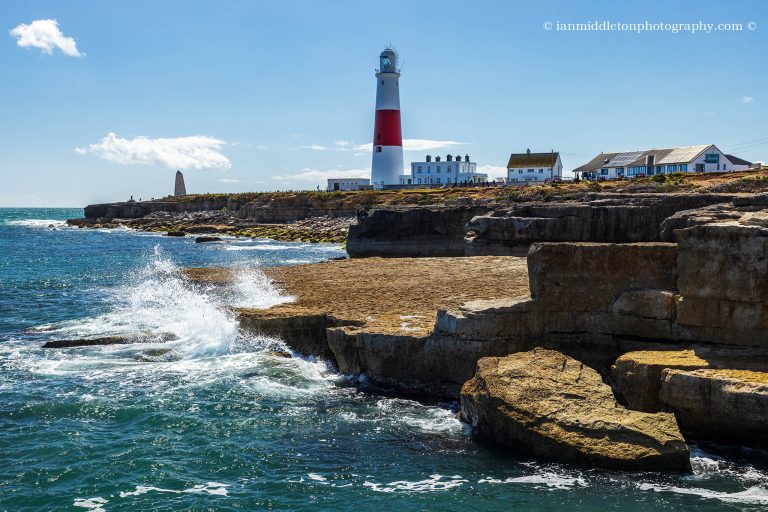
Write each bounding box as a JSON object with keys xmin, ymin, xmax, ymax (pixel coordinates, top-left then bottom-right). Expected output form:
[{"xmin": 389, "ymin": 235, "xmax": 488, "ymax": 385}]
[{"xmin": 174, "ymin": 170, "xmax": 186, "ymax": 196}]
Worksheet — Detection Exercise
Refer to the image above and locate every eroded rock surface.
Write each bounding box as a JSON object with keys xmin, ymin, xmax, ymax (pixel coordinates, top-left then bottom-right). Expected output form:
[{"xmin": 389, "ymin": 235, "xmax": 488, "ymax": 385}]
[
  {"xmin": 660, "ymin": 368, "xmax": 768, "ymax": 443},
  {"xmin": 465, "ymin": 193, "xmax": 733, "ymax": 256},
  {"xmin": 460, "ymin": 349, "xmax": 691, "ymax": 471},
  {"xmin": 611, "ymin": 349, "xmax": 768, "ymax": 442}
]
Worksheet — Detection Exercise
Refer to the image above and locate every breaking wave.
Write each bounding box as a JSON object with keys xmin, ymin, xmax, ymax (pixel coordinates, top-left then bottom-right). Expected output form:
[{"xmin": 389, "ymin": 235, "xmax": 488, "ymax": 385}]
[
  {"xmin": 5, "ymin": 218, "xmax": 69, "ymax": 228},
  {"xmin": 36, "ymin": 247, "xmax": 292, "ymax": 359}
]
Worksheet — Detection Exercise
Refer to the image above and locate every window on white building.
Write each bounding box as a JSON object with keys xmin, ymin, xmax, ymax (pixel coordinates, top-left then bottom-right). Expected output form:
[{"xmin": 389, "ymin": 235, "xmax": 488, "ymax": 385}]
[
  {"xmin": 437, "ymin": 166, "xmax": 441, "ymax": 173},
  {"xmin": 437, "ymin": 178, "xmax": 441, "ymax": 184},
  {"xmin": 528, "ymin": 168, "xmax": 534, "ymax": 173},
  {"xmin": 539, "ymin": 169, "xmax": 543, "ymax": 173},
  {"xmin": 518, "ymin": 169, "xmax": 523, "ymax": 174}
]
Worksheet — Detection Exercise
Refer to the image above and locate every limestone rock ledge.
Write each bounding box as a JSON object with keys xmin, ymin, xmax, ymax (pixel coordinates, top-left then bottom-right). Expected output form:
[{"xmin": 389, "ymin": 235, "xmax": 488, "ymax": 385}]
[
  {"xmin": 612, "ymin": 349, "xmax": 768, "ymax": 442},
  {"xmin": 660, "ymin": 368, "xmax": 768, "ymax": 443},
  {"xmin": 460, "ymin": 349, "xmax": 691, "ymax": 471}
]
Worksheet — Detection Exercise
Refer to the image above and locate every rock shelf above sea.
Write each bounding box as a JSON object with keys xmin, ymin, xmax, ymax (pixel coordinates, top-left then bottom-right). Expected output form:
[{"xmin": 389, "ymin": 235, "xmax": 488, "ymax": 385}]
[
  {"xmin": 68, "ymin": 180, "xmax": 768, "ymax": 471},
  {"xmin": 183, "ymin": 200, "xmax": 768, "ymax": 469}
]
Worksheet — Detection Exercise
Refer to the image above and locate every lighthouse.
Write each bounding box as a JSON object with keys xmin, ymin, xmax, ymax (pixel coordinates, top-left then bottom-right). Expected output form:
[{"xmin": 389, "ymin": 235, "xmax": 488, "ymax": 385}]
[{"xmin": 371, "ymin": 48, "xmax": 403, "ymax": 189}]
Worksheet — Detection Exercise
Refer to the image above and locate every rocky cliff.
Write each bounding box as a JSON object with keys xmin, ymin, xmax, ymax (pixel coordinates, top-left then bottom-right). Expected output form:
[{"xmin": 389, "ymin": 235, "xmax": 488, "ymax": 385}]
[
  {"xmin": 465, "ymin": 193, "xmax": 734, "ymax": 256},
  {"xmin": 347, "ymin": 193, "xmax": 735, "ymax": 258},
  {"xmin": 346, "ymin": 206, "xmax": 489, "ymax": 257}
]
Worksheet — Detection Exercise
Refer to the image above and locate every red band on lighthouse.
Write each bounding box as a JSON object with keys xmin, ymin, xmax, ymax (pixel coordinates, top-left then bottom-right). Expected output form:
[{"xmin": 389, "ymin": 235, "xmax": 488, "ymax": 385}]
[{"xmin": 373, "ymin": 110, "xmax": 402, "ymax": 147}]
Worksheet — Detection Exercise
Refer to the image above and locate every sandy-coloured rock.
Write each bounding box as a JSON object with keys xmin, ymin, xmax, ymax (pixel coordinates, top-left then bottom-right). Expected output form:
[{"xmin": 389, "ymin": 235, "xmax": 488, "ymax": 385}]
[
  {"xmin": 460, "ymin": 349, "xmax": 691, "ymax": 471},
  {"xmin": 660, "ymin": 368, "xmax": 768, "ymax": 443},
  {"xmin": 611, "ymin": 350, "xmax": 710, "ymax": 412}
]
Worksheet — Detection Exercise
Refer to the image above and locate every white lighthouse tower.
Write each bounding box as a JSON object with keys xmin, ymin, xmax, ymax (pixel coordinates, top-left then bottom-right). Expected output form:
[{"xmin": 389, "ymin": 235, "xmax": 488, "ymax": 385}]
[{"xmin": 371, "ymin": 48, "xmax": 403, "ymax": 189}]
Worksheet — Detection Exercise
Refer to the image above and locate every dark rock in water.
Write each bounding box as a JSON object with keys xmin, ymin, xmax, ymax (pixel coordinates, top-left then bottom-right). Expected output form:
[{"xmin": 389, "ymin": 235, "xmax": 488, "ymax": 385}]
[
  {"xmin": 134, "ymin": 348, "xmax": 178, "ymax": 362},
  {"xmin": 195, "ymin": 236, "xmax": 223, "ymax": 243},
  {"xmin": 267, "ymin": 350, "xmax": 292, "ymax": 358},
  {"xmin": 166, "ymin": 230, "xmax": 186, "ymax": 237},
  {"xmin": 43, "ymin": 332, "xmax": 177, "ymax": 348},
  {"xmin": 43, "ymin": 336, "xmax": 131, "ymax": 348}
]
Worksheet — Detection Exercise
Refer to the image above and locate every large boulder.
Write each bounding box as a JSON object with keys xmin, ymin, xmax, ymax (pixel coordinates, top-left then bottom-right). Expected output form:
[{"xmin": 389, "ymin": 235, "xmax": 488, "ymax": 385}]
[{"xmin": 460, "ymin": 349, "xmax": 691, "ymax": 471}]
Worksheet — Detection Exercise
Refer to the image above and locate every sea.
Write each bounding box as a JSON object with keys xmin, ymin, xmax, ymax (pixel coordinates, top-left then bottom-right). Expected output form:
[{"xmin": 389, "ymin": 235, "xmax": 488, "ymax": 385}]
[{"xmin": 1, "ymin": 207, "xmax": 767, "ymax": 511}]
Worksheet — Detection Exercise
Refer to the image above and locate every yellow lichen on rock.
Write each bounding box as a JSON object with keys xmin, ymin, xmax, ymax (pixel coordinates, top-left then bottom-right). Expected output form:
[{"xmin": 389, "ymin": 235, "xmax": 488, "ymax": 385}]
[{"xmin": 461, "ymin": 348, "xmax": 691, "ymax": 471}]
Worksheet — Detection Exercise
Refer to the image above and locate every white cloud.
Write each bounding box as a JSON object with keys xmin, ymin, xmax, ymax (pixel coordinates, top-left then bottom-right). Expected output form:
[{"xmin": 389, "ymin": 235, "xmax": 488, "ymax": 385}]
[
  {"xmin": 335, "ymin": 140, "xmax": 352, "ymax": 147},
  {"xmin": 477, "ymin": 165, "xmax": 508, "ymax": 180},
  {"xmin": 220, "ymin": 178, "xmax": 240, "ymax": 183},
  {"xmin": 297, "ymin": 144, "xmax": 328, "ymax": 151},
  {"xmin": 743, "ymin": 96, "xmax": 755, "ymax": 103},
  {"xmin": 354, "ymin": 139, "xmax": 467, "ymax": 152},
  {"xmin": 9, "ymin": 19, "xmax": 83, "ymax": 57},
  {"xmin": 272, "ymin": 168, "xmax": 370, "ymax": 183},
  {"xmin": 75, "ymin": 132, "xmax": 231, "ymax": 170}
]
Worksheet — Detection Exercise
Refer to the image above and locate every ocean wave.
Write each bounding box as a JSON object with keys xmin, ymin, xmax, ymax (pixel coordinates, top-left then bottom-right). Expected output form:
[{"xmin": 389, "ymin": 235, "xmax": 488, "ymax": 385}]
[
  {"xmin": 478, "ymin": 471, "xmax": 588, "ymax": 490},
  {"xmin": 375, "ymin": 398, "xmax": 462, "ymax": 434},
  {"xmin": 689, "ymin": 445, "xmax": 768, "ymax": 485},
  {"xmin": 6, "ymin": 219, "xmax": 69, "ymax": 228},
  {"xmin": 119, "ymin": 481, "xmax": 229, "ymax": 497},
  {"xmin": 73, "ymin": 497, "xmax": 108, "ymax": 511},
  {"xmin": 637, "ymin": 482, "xmax": 768, "ymax": 505},
  {"xmin": 224, "ymin": 244, "xmax": 294, "ymax": 251},
  {"xmin": 34, "ymin": 247, "xmax": 291, "ymax": 360},
  {"xmin": 364, "ymin": 474, "xmax": 468, "ymax": 493}
]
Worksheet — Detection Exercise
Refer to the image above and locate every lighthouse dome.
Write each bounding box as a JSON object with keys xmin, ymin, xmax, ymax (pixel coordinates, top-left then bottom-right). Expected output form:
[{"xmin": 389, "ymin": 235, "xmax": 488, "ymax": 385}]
[{"xmin": 379, "ymin": 49, "xmax": 398, "ymax": 73}]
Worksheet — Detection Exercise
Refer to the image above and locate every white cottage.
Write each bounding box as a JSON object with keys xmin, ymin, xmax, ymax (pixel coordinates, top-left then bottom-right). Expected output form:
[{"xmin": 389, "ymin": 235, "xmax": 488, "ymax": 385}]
[{"xmin": 506, "ymin": 150, "xmax": 563, "ymax": 183}]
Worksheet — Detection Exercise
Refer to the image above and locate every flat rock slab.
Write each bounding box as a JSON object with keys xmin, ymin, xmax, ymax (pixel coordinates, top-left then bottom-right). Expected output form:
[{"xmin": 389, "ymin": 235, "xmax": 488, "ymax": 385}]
[
  {"xmin": 42, "ymin": 333, "xmax": 177, "ymax": 348},
  {"xmin": 185, "ymin": 256, "xmax": 530, "ymax": 336},
  {"xmin": 460, "ymin": 348, "xmax": 691, "ymax": 471},
  {"xmin": 660, "ymin": 368, "xmax": 768, "ymax": 443},
  {"xmin": 612, "ymin": 349, "xmax": 768, "ymax": 442},
  {"xmin": 612, "ymin": 350, "xmax": 711, "ymax": 412}
]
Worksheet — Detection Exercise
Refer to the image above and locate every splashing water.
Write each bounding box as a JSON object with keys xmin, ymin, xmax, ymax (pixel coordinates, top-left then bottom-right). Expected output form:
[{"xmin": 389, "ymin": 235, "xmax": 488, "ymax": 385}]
[{"xmin": 40, "ymin": 247, "xmax": 290, "ymax": 358}]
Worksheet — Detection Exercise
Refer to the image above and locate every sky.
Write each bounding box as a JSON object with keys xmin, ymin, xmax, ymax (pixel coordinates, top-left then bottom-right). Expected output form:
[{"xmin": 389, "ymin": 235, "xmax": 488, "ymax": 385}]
[{"xmin": 0, "ymin": 0, "xmax": 766, "ymax": 207}]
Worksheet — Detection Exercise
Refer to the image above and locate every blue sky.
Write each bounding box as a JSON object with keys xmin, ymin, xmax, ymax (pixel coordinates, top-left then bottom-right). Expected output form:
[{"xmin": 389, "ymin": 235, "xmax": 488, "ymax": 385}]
[{"xmin": 1, "ymin": 0, "xmax": 766, "ymax": 206}]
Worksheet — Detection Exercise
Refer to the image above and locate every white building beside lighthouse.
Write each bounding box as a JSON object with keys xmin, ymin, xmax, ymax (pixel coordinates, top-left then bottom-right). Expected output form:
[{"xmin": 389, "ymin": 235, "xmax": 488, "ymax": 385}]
[
  {"xmin": 371, "ymin": 48, "xmax": 404, "ymax": 189},
  {"xmin": 400, "ymin": 154, "xmax": 488, "ymax": 186}
]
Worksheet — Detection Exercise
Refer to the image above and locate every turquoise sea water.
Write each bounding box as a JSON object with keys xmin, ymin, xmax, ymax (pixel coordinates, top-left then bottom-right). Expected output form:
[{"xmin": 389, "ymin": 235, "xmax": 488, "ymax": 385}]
[{"xmin": 1, "ymin": 207, "xmax": 767, "ymax": 511}]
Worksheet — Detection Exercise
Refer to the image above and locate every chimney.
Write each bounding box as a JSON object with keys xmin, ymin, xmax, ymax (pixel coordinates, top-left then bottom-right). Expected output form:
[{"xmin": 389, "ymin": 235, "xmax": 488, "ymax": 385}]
[
  {"xmin": 527, "ymin": 148, "xmax": 531, "ymax": 155},
  {"xmin": 465, "ymin": 154, "xmax": 470, "ymax": 162},
  {"xmin": 426, "ymin": 155, "xmax": 431, "ymax": 162},
  {"xmin": 436, "ymin": 155, "xmax": 441, "ymax": 162},
  {"xmin": 447, "ymin": 154, "xmax": 453, "ymax": 161}
]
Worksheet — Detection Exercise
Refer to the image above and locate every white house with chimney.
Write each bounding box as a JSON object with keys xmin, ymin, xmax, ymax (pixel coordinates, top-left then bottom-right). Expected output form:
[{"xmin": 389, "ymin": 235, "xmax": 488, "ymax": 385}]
[
  {"xmin": 399, "ymin": 154, "xmax": 488, "ymax": 186},
  {"xmin": 507, "ymin": 150, "xmax": 563, "ymax": 183}
]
